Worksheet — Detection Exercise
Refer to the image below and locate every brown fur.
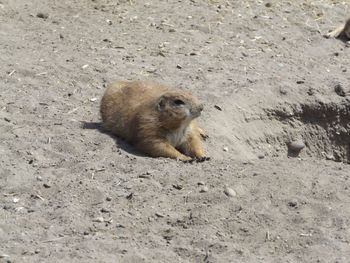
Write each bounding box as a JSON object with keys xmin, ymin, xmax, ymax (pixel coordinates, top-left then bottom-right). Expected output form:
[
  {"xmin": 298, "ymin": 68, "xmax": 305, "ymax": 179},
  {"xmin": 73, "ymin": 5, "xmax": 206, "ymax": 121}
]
[
  {"xmin": 325, "ymin": 18, "xmax": 350, "ymax": 39},
  {"xmin": 100, "ymin": 80, "xmax": 206, "ymax": 161}
]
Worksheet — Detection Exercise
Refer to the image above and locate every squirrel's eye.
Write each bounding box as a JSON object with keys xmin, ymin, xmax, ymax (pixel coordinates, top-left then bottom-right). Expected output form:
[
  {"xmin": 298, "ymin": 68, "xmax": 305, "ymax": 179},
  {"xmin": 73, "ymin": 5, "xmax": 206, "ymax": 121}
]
[{"xmin": 174, "ymin": 99, "xmax": 185, "ymax": 105}]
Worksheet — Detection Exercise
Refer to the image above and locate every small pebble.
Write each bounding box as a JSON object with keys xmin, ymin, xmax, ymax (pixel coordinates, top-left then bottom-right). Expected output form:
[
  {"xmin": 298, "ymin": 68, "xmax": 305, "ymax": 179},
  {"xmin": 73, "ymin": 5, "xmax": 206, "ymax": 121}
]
[
  {"xmin": 334, "ymin": 83, "xmax": 346, "ymax": 97},
  {"xmin": 200, "ymin": 186, "xmax": 208, "ymax": 193},
  {"xmin": 101, "ymin": 208, "xmax": 110, "ymax": 213},
  {"xmin": 43, "ymin": 183, "xmax": 51, "ymax": 188},
  {"xmin": 106, "ymin": 197, "xmax": 112, "ymax": 201},
  {"xmin": 288, "ymin": 200, "xmax": 298, "ymax": 208},
  {"xmin": 13, "ymin": 197, "xmax": 19, "ymax": 203},
  {"xmin": 197, "ymin": 181, "xmax": 205, "ymax": 186},
  {"xmin": 214, "ymin": 105, "xmax": 222, "ymax": 111},
  {"xmin": 34, "ymin": 249, "xmax": 40, "ymax": 254},
  {"xmin": 257, "ymin": 153, "xmax": 265, "ymax": 159},
  {"xmin": 37, "ymin": 12, "xmax": 49, "ymax": 19},
  {"xmin": 288, "ymin": 140, "xmax": 305, "ymax": 152},
  {"xmin": 224, "ymin": 187, "xmax": 236, "ymax": 197},
  {"xmin": 172, "ymin": 184, "xmax": 183, "ymax": 190},
  {"xmin": 155, "ymin": 212, "xmax": 165, "ymax": 218},
  {"xmin": 176, "ymin": 64, "xmax": 182, "ymax": 69},
  {"xmin": 223, "ymin": 147, "xmax": 229, "ymax": 152}
]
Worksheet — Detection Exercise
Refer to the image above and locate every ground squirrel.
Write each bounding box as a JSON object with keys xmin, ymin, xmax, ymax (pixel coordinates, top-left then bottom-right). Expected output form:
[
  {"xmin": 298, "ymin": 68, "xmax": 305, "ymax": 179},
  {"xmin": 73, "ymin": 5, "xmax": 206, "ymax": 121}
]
[
  {"xmin": 325, "ymin": 18, "xmax": 350, "ymax": 40},
  {"xmin": 100, "ymin": 80, "xmax": 208, "ymax": 161}
]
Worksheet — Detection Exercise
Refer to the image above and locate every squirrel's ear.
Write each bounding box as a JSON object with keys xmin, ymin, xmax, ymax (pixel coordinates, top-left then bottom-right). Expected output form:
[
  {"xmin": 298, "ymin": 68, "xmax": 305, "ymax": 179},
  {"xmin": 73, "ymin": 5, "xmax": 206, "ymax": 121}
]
[{"xmin": 157, "ymin": 96, "xmax": 166, "ymax": 111}]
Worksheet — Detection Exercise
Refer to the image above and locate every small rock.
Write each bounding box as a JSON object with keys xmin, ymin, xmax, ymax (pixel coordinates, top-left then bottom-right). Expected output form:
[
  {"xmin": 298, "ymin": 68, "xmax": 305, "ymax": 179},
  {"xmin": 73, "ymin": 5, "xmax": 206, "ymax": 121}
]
[
  {"xmin": 223, "ymin": 147, "xmax": 229, "ymax": 152},
  {"xmin": 199, "ymin": 186, "xmax": 208, "ymax": 193},
  {"xmin": 36, "ymin": 176, "xmax": 43, "ymax": 181},
  {"xmin": 214, "ymin": 105, "xmax": 222, "ymax": 111},
  {"xmin": 288, "ymin": 140, "xmax": 305, "ymax": 152},
  {"xmin": 169, "ymin": 28, "xmax": 176, "ymax": 32},
  {"xmin": 224, "ymin": 187, "xmax": 236, "ymax": 197},
  {"xmin": 106, "ymin": 197, "xmax": 112, "ymax": 201},
  {"xmin": 296, "ymin": 80, "xmax": 305, "ymax": 84},
  {"xmin": 37, "ymin": 12, "xmax": 49, "ymax": 19},
  {"xmin": 172, "ymin": 184, "xmax": 183, "ymax": 190},
  {"xmin": 197, "ymin": 181, "xmax": 205, "ymax": 186},
  {"xmin": 257, "ymin": 153, "xmax": 265, "ymax": 159},
  {"xmin": 265, "ymin": 2, "xmax": 272, "ymax": 7},
  {"xmin": 139, "ymin": 173, "xmax": 151, "ymax": 179},
  {"xmin": 43, "ymin": 183, "xmax": 51, "ymax": 188},
  {"xmin": 90, "ymin": 97, "xmax": 97, "ymax": 102},
  {"xmin": 334, "ymin": 83, "xmax": 346, "ymax": 97},
  {"xmin": 155, "ymin": 212, "xmax": 165, "ymax": 218},
  {"xmin": 176, "ymin": 64, "xmax": 182, "ymax": 69},
  {"xmin": 4, "ymin": 117, "xmax": 10, "ymax": 122},
  {"xmin": 288, "ymin": 200, "xmax": 298, "ymax": 208},
  {"xmin": 34, "ymin": 249, "xmax": 40, "ymax": 254},
  {"xmin": 13, "ymin": 197, "xmax": 19, "ymax": 203},
  {"xmin": 101, "ymin": 208, "xmax": 110, "ymax": 213}
]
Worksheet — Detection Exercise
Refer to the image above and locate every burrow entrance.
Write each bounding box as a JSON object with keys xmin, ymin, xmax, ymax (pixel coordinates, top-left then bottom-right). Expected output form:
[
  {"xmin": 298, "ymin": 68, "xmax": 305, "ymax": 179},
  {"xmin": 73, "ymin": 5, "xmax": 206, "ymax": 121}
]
[{"xmin": 264, "ymin": 100, "xmax": 350, "ymax": 163}]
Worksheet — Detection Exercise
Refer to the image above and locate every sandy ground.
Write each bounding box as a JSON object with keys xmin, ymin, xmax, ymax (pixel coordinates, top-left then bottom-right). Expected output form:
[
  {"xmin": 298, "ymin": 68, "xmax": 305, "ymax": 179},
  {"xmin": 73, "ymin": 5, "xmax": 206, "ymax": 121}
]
[{"xmin": 1, "ymin": 0, "xmax": 350, "ymax": 262}]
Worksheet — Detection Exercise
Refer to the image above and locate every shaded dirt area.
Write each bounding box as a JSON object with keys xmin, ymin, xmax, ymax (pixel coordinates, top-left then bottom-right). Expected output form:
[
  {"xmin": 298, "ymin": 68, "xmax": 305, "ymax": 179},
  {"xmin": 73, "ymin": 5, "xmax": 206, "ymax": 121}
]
[{"xmin": 1, "ymin": 0, "xmax": 350, "ymax": 262}]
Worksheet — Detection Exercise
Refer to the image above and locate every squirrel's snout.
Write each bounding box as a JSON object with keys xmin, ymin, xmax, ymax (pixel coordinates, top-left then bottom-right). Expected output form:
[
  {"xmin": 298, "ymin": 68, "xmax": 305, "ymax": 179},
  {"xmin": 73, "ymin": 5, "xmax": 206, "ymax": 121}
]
[{"xmin": 190, "ymin": 103, "xmax": 204, "ymax": 118}]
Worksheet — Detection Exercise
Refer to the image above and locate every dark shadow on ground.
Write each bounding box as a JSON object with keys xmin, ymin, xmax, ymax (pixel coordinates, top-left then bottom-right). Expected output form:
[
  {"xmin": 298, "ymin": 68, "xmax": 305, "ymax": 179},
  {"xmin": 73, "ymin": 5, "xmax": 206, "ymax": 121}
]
[{"xmin": 81, "ymin": 121, "xmax": 147, "ymax": 157}]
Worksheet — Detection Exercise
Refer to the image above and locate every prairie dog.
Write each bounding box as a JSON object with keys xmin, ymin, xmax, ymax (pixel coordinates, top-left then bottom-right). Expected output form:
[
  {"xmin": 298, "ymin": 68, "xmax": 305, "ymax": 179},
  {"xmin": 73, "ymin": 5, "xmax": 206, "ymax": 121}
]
[
  {"xmin": 100, "ymin": 80, "xmax": 206, "ymax": 161},
  {"xmin": 325, "ymin": 18, "xmax": 350, "ymax": 39}
]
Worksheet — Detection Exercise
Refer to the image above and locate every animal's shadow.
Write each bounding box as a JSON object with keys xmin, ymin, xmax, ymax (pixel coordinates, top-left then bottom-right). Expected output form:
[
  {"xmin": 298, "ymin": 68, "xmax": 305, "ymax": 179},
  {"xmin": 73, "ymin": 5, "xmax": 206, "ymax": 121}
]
[
  {"xmin": 81, "ymin": 121, "xmax": 147, "ymax": 157},
  {"xmin": 337, "ymin": 33, "xmax": 350, "ymax": 43}
]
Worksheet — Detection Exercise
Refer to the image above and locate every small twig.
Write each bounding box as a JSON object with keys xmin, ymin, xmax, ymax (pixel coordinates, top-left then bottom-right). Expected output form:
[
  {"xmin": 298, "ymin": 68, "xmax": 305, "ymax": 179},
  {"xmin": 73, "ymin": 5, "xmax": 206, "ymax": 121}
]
[
  {"xmin": 8, "ymin": 70, "xmax": 16, "ymax": 76},
  {"xmin": 36, "ymin": 72, "xmax": 48, "ymax": 76},
  {"xmin": 41, "ymin": 237, "xmax": 66, "ymax": 243},
  {"xmin": 67, "ymin": 107, "xmax": 79, "ymax": 114},
  {"xmin": 35, "ymin": 194, "xmax": 45, "ymax": 201}
]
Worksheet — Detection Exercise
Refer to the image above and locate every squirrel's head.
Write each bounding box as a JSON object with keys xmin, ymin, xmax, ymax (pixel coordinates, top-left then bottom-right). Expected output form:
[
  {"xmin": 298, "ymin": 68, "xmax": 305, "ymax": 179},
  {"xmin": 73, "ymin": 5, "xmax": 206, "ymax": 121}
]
[{"xmin": 156, "ymin": 91, "xmax": 203, "ymax": 129}]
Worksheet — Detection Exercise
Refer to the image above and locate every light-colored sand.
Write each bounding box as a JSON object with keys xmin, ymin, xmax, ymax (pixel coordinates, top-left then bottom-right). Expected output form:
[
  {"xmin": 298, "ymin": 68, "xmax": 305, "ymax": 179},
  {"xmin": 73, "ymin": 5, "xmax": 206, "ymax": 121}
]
[{"xmin": 1, "ymin": 0, "xmax": 349, "ymax": 262}]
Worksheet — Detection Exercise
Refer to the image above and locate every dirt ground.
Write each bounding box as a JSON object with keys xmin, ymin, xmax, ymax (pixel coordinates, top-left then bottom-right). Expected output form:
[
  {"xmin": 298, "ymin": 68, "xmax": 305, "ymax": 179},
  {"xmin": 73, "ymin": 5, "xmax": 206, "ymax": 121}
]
[{"xmin": 1, "ymin": 0, "xmax": 350, "ymax": 262}]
